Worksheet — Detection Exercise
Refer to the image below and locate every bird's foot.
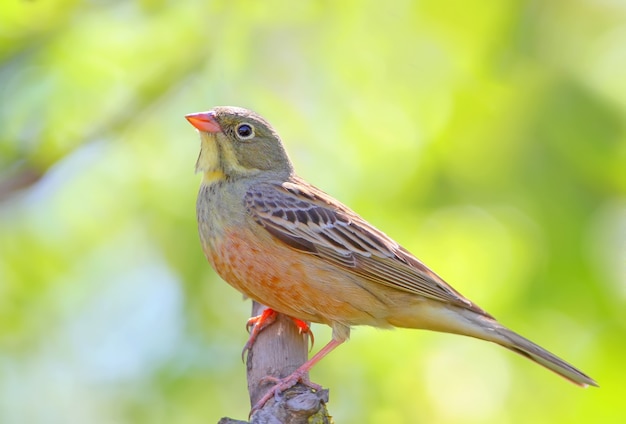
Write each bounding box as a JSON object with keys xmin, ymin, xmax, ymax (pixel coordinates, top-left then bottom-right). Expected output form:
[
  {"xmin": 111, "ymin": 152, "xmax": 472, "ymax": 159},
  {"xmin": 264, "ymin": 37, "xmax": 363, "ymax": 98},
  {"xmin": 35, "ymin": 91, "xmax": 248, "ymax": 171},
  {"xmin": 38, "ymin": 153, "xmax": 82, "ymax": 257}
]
[
  {"xmin": 291, "ymin": 318, "xmax": 314, "ymax": 351},
  {"xmin": 249, "ymin": 369, "xmax": 323, "ymax": 417},
  {"xmin": 248, "ymin": 337, "xmax": 344, "ymax": 418},
  {"xmin": 242, "ymin": 310, "xmax": 314, "ymax": 360},
  {"xmin": 242, "ymin": 308, "xmax": 278, "ymax": 361}
]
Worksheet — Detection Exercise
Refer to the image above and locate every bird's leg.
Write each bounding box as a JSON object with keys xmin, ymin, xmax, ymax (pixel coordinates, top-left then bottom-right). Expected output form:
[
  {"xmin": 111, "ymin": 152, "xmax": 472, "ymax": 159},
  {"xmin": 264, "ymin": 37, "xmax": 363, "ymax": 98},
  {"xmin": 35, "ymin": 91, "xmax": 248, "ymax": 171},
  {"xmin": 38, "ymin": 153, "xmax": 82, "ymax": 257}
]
[
  {"xmin": 242, "ymin": 309, "xmax": 314, "ymax": 360},
  {"xmin": 249, "ymin": 337, "xmax": 344, "ymax": 417}
]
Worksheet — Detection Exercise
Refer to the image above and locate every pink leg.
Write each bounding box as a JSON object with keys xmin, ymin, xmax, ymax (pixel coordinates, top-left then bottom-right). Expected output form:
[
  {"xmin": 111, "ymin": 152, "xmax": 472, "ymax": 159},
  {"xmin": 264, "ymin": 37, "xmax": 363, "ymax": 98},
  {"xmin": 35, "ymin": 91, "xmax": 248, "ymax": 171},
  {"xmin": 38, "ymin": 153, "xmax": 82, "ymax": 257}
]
[{"xmin": 250, "ymin": 337, "xmax": 344, "ymax": 416}]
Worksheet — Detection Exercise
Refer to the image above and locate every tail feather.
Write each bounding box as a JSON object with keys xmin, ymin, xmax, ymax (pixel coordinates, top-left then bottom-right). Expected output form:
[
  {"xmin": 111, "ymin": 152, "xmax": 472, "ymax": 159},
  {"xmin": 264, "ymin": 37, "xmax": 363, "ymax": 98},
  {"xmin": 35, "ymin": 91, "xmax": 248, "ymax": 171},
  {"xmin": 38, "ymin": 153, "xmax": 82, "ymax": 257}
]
[
  {"xmin": 457, "ymin": 310, "xmax": 598, "ymax": 387},
  {"xmin": 389, "ymin": 302, "xmax": 598, "ymax": 387},
  {"xmin": 493, "ymin": 325, "xmax": 598, "ymax": 387}
]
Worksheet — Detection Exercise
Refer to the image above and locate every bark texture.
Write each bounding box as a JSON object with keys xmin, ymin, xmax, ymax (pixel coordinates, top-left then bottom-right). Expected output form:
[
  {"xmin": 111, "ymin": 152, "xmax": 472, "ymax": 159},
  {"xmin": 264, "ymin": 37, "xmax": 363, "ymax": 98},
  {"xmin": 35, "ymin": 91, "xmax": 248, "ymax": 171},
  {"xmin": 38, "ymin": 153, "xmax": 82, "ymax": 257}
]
[{"xmin": 219, "ymin": 302, "xmax": 332, "ymax": 424}]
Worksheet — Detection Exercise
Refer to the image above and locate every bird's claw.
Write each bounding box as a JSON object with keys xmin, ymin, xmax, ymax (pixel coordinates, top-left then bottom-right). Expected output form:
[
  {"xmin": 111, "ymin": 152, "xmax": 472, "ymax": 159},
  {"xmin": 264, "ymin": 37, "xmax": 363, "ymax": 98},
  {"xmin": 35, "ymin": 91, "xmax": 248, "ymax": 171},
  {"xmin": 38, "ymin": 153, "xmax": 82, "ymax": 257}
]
[
  {"xmin": 242, "ymin": 308, "xmax": 278, "ymax": 361},
  {"xmin": 292, "ymin": 318, "xmax": 315, "ymax": 351},
  {"xmin": 242, "ymin": 310, "xmax": 315, "ymax": 361},
  {"xmin": 249, "ymin": 370, "xmax": 323, "ymax": 417}
]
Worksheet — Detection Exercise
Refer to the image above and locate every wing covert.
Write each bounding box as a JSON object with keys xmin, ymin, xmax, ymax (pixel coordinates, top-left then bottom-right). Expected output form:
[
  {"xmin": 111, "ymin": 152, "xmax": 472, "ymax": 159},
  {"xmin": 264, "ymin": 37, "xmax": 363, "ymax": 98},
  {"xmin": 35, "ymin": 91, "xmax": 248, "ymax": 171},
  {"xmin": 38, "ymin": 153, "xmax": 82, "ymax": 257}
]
[{"xmin": 244, "ymin": 179, "xmax": 485, "ymax": 314}]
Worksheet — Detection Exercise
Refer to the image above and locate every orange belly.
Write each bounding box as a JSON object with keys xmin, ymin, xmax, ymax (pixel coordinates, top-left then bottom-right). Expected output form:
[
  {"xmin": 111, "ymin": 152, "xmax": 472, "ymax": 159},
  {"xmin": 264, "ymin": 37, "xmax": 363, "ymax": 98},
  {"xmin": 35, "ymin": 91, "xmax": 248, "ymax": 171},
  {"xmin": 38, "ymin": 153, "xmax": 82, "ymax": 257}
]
[{"xmin": 206, "ymin": 227, "xmax": 391, "ymax": 328}]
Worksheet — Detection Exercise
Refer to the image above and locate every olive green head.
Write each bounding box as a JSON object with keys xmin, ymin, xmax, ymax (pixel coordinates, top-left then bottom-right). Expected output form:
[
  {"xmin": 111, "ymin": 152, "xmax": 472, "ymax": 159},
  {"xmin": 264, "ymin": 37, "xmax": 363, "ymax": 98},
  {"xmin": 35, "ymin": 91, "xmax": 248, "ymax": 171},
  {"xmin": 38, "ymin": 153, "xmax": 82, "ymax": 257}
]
[{"xmin": 186, "ymin": 106, "xmax": 294, "ymax": 184}]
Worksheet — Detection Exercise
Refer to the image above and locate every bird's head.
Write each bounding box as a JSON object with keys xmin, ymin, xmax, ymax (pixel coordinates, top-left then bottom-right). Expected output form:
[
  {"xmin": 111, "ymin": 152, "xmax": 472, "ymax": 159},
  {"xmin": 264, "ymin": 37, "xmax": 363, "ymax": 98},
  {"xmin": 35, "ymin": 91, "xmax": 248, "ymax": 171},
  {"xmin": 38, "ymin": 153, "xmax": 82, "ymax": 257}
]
[{"xmin": 185, "ymin": 106, "xmax": 294, "ymax": 185}]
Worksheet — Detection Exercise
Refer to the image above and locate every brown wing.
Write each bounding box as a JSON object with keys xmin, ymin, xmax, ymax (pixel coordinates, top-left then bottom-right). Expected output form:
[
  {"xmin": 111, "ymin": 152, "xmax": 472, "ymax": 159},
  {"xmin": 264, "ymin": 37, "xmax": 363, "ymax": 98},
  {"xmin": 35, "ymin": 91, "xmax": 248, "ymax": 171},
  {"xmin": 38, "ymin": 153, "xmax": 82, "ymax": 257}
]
[{"xmin": 244, "ymin": 178, "xmax": 489, "ymax": 315}]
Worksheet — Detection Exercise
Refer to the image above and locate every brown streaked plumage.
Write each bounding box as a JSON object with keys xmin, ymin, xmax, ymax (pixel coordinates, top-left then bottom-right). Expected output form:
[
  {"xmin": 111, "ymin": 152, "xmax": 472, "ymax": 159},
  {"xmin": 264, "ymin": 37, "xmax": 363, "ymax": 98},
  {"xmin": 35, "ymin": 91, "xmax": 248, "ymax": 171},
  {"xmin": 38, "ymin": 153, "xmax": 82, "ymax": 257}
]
[{"xmin": 186, "ymin": 106, "xmax": 597, "ymax": 412}]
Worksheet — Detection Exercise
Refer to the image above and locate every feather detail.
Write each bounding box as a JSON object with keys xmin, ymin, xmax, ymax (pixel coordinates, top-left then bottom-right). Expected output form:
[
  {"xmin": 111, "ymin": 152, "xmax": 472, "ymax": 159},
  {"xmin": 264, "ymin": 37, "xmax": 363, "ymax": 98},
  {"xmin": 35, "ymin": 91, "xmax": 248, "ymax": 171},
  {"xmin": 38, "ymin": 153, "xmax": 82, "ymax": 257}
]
[{"xmin": 244, "ymin": 177, "xmax": 488, "ymax": 317}]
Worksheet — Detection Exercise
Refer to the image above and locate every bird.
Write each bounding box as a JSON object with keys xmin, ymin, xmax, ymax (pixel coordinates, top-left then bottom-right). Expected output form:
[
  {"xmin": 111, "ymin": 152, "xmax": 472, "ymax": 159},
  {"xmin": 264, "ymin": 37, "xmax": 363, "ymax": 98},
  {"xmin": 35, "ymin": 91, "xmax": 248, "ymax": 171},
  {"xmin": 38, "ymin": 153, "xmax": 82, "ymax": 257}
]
[{"xmin": 185, "ymin": 106, "xmax": 597, "ymax": 412}]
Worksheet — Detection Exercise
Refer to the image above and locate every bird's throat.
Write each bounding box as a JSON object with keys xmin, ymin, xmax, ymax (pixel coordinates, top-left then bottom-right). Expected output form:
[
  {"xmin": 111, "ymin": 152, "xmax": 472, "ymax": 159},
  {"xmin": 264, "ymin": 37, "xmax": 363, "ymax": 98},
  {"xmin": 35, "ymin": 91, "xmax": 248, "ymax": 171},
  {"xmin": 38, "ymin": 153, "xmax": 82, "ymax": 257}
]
[
  {"xmin": 194, "ymin": 130, "xmax": 259, "ymax": 185},
  {"xmin": 202, "ymin": 169, "xmax": 226, "ymax": 185},
  {"xmin": 196, "ymin": 132, "xmax": 226, "ymax": 185}
]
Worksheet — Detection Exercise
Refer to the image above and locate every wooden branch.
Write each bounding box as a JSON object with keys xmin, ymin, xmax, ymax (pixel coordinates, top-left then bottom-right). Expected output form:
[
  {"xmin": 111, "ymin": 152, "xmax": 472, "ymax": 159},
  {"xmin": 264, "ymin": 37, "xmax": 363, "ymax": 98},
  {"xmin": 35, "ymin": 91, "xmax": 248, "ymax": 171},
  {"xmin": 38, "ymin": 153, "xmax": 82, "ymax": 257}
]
[{"xmin": 218, "ymin": 301, "xmax": 332, "ymax": 424}]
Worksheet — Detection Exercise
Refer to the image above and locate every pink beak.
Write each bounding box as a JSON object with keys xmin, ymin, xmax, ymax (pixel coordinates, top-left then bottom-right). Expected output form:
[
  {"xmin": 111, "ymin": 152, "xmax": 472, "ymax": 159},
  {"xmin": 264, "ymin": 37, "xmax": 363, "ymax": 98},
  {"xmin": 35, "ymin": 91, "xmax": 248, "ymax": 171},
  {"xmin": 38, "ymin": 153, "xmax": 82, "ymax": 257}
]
[{"xmin": 185, "ymin": 111, "xmax": 222, "ymax": 133}]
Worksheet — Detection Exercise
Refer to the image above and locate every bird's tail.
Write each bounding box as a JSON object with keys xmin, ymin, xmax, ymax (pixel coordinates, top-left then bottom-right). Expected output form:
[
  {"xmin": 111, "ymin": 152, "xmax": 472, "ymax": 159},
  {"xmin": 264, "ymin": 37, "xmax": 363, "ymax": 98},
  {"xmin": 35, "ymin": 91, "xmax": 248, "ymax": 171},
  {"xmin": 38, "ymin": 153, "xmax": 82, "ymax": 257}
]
[
  {"xmin": 390, "ymin": 302, "xmax": 597, "ymax": 387},
  {"xmin": 459, "ymin": 310, "xmax": 598, "ymax": 387}
]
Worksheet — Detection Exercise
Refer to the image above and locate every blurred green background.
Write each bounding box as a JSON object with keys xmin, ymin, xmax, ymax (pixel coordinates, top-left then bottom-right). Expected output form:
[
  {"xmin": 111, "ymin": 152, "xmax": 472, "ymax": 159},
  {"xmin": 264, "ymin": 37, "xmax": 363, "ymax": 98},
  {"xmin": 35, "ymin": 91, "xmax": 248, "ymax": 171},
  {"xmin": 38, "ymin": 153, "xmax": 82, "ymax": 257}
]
[{"xmin": 1, "ymin": 0, "xmax": 624, "ymax": 423}]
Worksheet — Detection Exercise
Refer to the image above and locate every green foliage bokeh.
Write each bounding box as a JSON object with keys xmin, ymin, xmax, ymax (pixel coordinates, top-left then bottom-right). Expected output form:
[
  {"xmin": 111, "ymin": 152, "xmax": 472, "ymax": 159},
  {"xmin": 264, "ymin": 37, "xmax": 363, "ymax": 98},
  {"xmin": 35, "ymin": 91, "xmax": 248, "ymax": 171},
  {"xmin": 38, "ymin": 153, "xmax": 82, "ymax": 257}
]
[{"xmin": 0, "ymin": 1, "xmax": 624, "ymax": 423}]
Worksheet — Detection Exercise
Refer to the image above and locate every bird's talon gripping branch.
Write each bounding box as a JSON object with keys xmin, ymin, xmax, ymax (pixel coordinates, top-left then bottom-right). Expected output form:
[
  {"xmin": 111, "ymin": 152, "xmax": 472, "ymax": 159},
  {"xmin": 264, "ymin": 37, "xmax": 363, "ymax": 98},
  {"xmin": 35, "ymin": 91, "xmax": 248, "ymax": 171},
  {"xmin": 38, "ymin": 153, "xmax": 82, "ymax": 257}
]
[
  {"xmin": 249, "ymin": 338, "xmax": 342, "ymax": 416},
  {"xmin": 242, "ymin": 308, "xmax": 278, "ymax": 361},
  {"xmin": 251, "ymin": 370, "xmax": 323, "ymax": 416},
  {"xmin": 245, "ymin": 308, "xmax": 277, "ymax": 334},
  {"xmin": 292, "ymin": 318, "xmax": 315, "ymax": 351},
  {"xmin": 242, "ymin": 310, "xmax": 315, "ymax": 360}
]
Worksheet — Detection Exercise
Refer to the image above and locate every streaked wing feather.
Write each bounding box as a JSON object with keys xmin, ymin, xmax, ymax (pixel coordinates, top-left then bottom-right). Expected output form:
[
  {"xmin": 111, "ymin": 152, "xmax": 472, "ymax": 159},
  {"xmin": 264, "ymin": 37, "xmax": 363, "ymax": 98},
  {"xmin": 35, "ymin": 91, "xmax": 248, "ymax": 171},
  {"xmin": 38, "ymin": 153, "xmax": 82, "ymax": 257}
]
[{"xmin": 245, "ymin": 179, "xmax": 485, "ymax": 314}]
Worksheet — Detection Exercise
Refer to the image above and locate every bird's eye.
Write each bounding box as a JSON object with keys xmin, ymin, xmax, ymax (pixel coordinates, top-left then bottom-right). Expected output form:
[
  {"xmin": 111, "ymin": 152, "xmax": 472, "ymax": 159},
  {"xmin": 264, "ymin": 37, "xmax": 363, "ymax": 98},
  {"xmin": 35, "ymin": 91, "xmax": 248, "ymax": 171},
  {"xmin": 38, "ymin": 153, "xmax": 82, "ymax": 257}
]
[{"xmin": 235, "ymin": 123, "xmax": 255, "ymax": 140}]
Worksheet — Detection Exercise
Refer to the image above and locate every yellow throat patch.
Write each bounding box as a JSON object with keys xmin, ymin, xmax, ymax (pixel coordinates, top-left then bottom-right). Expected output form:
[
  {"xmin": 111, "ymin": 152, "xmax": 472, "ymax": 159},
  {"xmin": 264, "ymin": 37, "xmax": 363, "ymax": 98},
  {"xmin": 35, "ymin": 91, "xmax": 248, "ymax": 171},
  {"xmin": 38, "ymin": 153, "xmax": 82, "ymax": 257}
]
[{"xmin": 196, "ymin": 132, "xmax": 226, "ymax": 185}]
